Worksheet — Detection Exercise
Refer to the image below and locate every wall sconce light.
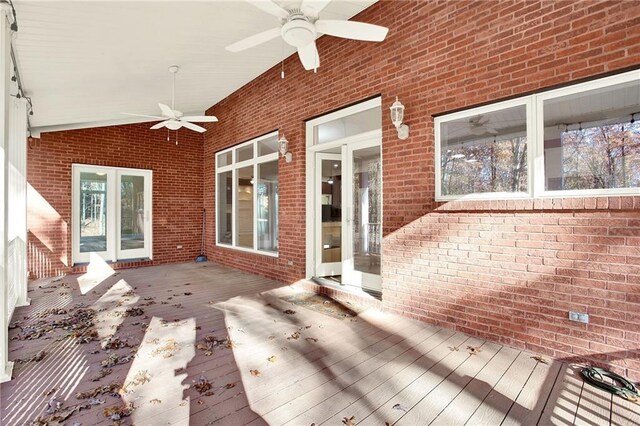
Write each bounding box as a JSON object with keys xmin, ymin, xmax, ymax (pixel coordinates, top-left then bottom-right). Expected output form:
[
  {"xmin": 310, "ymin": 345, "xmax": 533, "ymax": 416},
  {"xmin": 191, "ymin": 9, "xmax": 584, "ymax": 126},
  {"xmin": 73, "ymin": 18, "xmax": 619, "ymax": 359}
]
[
  {"xmin": 390, "ymin": 96, "xmax": 409, "ymax": 140},
  {"xmin": 278, "ymin": 133, "xmax": 292, "ymax": 163}
]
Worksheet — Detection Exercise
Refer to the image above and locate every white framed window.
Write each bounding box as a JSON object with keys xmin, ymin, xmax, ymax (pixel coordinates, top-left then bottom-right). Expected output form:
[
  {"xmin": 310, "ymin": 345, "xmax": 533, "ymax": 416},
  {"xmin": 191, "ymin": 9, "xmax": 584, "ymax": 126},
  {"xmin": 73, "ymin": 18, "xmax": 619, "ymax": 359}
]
[
  {"xmin": 435, "ymin": 98, "xmax": 533, "ymax": 201},
  {"xmin": 215, "ymin": 131, "xmax": 279, "ymax": 256},
  {"xmin": 435, "ymin": 69, "xmax": 640, "ymax": 201}
]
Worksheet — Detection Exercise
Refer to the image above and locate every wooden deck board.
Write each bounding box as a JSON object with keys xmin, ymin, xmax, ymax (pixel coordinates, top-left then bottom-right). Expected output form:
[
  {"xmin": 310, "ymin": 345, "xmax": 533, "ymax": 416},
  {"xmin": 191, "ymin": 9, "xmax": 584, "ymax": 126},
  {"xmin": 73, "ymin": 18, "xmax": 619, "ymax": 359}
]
[
  {"xmin": 429, "ymin": 345, "xmax": 521, "ymax": 425},
  {"xmin": 1, "ymin": 261, "xmax": 625, "ymax": 426}
]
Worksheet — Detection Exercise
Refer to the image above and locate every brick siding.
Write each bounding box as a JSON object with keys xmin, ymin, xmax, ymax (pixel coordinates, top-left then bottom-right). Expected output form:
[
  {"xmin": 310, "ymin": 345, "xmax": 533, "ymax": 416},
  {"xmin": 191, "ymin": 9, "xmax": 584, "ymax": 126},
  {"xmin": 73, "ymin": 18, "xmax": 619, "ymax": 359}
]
[{"xmin": 27, "ymin": 123, "xmax": 203, "ymax": 277}]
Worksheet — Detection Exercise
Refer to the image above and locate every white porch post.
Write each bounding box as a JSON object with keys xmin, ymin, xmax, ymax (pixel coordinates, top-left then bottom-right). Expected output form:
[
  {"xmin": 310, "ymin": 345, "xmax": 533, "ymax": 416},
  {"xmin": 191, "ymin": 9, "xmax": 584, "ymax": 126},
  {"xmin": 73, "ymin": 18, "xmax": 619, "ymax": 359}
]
[
  {"xmin": 1, "ymin": 5, "xmax": 13, "ymax": 383},
  {"xmin": 9, "ymin": 96, "xmax": 29, "ymax": 307}
]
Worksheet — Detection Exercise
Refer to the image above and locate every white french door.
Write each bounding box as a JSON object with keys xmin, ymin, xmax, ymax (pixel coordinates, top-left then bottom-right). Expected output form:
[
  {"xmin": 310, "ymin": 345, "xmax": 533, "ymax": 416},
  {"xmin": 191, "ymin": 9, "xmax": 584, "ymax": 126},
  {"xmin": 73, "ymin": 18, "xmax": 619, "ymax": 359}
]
[
  {"xmin": 313, "ymin": 137, "xmax": 382, "ymax": 292},
  {"xmin": 315, "ymin": 153, "xmax": 343, "ymax": 277},
  {"xmin": 72, "ymin": 165, "xmax": 152, "ymax": 264},
  {"xmin": 342, "ymin": 139, "xmax": 382, "ymax": 292}
]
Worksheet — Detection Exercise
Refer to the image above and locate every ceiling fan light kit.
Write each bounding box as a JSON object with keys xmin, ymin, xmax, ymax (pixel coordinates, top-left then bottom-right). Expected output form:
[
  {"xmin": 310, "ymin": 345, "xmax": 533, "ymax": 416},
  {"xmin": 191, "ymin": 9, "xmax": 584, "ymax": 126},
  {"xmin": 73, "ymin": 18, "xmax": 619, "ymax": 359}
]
[
  {"xmin": 226, "ymin": 0, "xmax": 389, "ymax": 71},
  {"xmin": 122, "ymin": 65, "xmax": 218, "ymax": 135}
]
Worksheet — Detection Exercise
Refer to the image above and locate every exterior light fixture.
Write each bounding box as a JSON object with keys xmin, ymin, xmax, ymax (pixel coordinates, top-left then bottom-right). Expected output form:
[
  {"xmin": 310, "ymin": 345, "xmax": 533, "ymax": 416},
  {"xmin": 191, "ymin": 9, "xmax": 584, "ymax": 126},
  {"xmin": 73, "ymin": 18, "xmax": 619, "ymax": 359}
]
[
  {"xmin": 390, "ymin": 96, "xmax": 409, "ymax": 140},
  {"xmin": 278, "ymin": 133, "xmax": 292, "ymax": 163}
]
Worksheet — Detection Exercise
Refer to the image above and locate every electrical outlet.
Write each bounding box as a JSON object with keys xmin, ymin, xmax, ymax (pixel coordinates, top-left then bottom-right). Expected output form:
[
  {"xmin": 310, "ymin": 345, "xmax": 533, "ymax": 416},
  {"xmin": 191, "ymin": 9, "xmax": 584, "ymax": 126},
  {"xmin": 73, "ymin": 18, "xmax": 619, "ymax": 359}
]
[
  {"xmin": 568, "ymin": 311, "xmax": 589, "ymax": 324},
  {"xmin": 176, "ymin": 245, "xmax": 183, "ymax": 249},
  {"xmin": 287, "ymin": 260, "xmax": 294, "ymax": 266}
]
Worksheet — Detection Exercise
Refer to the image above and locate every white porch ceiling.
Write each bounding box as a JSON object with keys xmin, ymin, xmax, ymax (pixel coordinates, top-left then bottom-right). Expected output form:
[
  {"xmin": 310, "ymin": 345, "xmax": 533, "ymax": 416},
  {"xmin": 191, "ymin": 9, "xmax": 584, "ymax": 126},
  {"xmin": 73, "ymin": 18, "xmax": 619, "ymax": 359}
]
[{"xmin": 11, "ymin": 0, "xmax": 377, "ymax": 132}]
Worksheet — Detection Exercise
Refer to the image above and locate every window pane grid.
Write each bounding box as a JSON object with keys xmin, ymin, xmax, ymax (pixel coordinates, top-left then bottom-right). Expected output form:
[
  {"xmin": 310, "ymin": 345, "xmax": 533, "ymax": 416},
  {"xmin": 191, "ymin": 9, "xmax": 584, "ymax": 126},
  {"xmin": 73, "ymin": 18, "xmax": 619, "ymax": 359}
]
[
  {"xmin": 215, "ymin": 131, "xmax": 279, "ymax": 255},
  {"xmin": 436, "ymin": 71, "xmax": 640, "ymax": 200}
]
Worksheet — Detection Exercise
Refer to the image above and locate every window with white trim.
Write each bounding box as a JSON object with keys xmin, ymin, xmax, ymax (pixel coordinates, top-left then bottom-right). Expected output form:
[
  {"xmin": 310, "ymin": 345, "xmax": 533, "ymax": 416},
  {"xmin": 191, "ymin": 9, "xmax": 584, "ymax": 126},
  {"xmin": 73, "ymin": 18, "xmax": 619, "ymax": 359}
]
[
  {"xmin": 216, "ymin": 132, "xmax": 279, "ymax": 255},
  {"xmin": 435, "ymin": 70, "xmax": 640, "ymax": 201}
]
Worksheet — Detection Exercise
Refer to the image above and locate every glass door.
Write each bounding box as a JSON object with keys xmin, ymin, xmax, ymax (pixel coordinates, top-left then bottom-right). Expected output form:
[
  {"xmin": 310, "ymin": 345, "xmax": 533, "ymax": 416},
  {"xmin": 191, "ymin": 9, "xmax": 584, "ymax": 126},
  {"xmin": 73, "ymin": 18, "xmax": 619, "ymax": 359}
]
[
  {"xmin": 315, "ymin": 153, "xmax": 342, "ymax": 277},
  {"xmin": 117, "ymin": 170, "xmax": 152, "ymax": 260},
  {"xmin": 342, "ymin": 140, "xmax": 382, "ymax": 292},
  {"xmin": 73, "ymin": 165, "xmax": 152, "ymax": 264},
  {"xmin": 75, "ymin": 167, "xmax": 113, "ymax": 263}
]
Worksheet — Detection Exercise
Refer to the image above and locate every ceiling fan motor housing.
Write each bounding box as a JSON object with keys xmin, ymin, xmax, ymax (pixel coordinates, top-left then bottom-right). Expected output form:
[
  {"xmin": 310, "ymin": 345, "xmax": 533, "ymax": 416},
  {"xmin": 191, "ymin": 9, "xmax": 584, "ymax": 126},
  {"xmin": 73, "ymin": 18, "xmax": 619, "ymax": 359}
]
[{"xmin": 281, "ymin": 13, "xmax": 316, "ymax": 48}]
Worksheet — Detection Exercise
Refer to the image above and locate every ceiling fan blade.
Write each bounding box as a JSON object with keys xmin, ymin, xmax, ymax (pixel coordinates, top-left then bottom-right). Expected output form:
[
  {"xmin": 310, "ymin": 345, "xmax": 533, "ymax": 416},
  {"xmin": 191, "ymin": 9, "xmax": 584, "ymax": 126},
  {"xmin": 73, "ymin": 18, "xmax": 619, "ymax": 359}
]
[
  {"xmin": 298, "ymin": 42, "xmax": 320, "ymax": 71},
  {"xmin": 122, "ymin": 112, "xmax": 166, "ymax": 120},
  {"xmin": 301, "ymin": 0, "xmax": 332, "ymax": 17},
  {"xmin": 226, "ymin": 27, "xmax": 282, "ymax": 52},
  {"xmin": 150, "ymin": 120, "xmax": 171, "ymax": 130},
  {"xmin": 245, "ymin": 0, "xmax": 289, "ymax": 20},
  {"xmin": 315, "ymin": 20, "xmax": 389, "ymax": 42},
  {"xmin": 487, "ymin": 127, "xmax": 499, "ymax": 135},
  {"xmin": 158, "ymin": 103, "xmax": 176, "ymax": 118},
  {"xmin": 181, "ymin": 121, "xmax": 207, "ymax": 133},
  {"xmin": 181, "ymin": 115, "xmax": 219, "ymax": 123}
]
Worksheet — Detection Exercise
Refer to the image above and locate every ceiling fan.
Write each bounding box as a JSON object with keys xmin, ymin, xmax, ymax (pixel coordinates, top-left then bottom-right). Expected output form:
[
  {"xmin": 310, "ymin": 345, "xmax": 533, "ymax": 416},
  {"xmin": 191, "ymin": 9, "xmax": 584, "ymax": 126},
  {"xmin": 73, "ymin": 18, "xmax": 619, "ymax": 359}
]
[
  {"xmin": 122, "ymin": 65, "xmax": 218, "ymax": 133},
  {"xmin": 226, "ymin": 0, "xmax": 389, "ymax": 71},
  {"xmin": 468, "ymin": 115, "xmax": 498, "ymax": 136}
]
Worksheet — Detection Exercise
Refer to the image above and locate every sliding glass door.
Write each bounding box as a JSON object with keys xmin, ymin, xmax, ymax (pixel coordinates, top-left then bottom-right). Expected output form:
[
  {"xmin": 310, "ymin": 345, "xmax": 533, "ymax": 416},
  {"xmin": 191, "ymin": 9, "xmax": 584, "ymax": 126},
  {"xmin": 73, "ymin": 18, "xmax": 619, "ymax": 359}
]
[{"xmin": 73, "ymin": 165, "xmax": 152, "ymax": 264}]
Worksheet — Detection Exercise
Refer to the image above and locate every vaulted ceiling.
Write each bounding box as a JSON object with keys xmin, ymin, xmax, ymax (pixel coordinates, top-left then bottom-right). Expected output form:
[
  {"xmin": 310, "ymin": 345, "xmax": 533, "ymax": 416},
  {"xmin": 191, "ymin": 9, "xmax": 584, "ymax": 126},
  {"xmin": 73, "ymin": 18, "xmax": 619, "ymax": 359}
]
[{"xmin": 11, "ymin": 0, "xmax": 377, "ymax": 132}]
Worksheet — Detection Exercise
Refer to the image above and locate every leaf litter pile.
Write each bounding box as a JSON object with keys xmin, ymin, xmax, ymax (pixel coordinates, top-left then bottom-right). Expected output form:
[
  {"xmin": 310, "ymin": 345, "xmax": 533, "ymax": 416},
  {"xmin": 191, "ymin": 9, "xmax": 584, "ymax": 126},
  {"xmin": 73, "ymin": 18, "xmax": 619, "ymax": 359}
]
[
  {"xmin": 7, "ymin": 277, "xmax": 192, "ymax": 425},
  {"xmin": 279, "ymin": 292, "xmax": 365, "ymax": 320}
]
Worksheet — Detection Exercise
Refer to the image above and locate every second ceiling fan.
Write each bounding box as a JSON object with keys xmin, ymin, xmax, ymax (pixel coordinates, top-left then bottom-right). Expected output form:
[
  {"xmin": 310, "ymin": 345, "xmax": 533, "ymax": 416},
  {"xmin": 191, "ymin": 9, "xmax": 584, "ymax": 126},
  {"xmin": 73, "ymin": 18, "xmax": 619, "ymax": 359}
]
[
  {"xmin": 123, "ymin": 65, "xmax": 218, "ymax": 133},
  {"xmin": 226, "ymin": 0, "xmax": 389, "ymax": 71}
]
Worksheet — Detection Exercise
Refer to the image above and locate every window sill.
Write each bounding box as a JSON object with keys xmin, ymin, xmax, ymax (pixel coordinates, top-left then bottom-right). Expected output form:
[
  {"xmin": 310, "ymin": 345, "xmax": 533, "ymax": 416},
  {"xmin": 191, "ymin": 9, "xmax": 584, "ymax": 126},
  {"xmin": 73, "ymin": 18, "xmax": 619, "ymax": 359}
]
[
  {"xmin": 434, "ymin": 195, "xmax": 640, "ymax": 212},
  {"xmin": 215, "ymin": 243, "xmax": 279, "ymax": 258}
]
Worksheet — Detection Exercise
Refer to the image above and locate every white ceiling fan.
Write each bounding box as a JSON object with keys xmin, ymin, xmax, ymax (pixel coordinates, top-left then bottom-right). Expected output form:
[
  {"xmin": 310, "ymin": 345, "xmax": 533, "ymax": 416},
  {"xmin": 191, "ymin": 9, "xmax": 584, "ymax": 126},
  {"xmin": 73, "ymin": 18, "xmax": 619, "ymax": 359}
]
[
  {"xmin": 122, "ymin": 65, "xmax": 218, "ymax": 133},
  {"xmin": 468, "ymin": 115, "xmax": 498, "ymax": 136},
  {"xmin": 226, "ymin": 0, "xmax": 389, "ymax": 71}
]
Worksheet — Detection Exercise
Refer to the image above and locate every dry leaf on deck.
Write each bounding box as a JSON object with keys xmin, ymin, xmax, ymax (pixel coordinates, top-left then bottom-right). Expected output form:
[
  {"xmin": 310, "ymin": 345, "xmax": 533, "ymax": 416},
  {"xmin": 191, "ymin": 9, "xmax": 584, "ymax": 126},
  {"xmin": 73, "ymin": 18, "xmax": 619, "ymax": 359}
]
[
  {"xmin": 288, "ymin": 331, "xmax": 301, "ymax": 340},
  {"xmin": 342, "ymin": 415, "xmax": 356, "ymax": 426},
  {"xmin": 531, "ymin": 355, "xmax": 548, "ymax": 364},
  {"xmin": 224, "ymin": 383, "xmax": 236, "ymax": 389},
  {"xmin": 306, "ymin": 337, "xmax": 319, "ymax": 343},
  {"xmin": 267, "ymin": 355, "xmax": 277, "ymax": 363},
  {"xmin": 250, "ymin": 369, "xmax": 261, "ymax": 377},
  {"xmin": 149, "ymin": 398, "xmax": 161, "ymax": 404},
  {"xmin": 467, "ymin": 346, "xmax": 482, "ymax": 355},
  {"xmin": 283, "ymin": 309, "xmax": 296, "ymax": 315},
  {"xmin": 448, "ymin": 346, "xmax": 459, "ymax": 351}
]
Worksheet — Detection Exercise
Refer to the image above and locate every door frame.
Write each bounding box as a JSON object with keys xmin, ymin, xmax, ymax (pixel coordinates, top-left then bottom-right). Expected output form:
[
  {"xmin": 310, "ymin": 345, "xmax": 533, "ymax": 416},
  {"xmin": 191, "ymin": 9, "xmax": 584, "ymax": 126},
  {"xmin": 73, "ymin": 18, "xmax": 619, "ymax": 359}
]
[
  {"xmin": 305, "ymin": 129, "xmax": 382, "ymax": 279},
  {"xmin": 72, "ymin": 164, "xmax": 153, "ymax": 265}
]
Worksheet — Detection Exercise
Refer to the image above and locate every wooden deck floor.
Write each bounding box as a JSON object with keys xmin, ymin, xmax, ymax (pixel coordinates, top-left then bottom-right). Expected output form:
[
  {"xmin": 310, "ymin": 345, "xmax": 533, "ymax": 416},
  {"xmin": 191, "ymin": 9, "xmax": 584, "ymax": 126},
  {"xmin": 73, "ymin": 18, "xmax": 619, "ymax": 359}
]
[{"xmin": 1, "ymin": 262, "xmax": 637, "ymax": 425}]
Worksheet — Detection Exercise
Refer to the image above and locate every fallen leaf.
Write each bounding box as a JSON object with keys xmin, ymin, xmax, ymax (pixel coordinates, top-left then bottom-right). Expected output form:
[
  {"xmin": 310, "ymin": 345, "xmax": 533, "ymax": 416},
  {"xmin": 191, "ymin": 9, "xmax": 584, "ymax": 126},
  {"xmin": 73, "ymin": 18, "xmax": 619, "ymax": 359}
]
[
  {"xmin": 342, "ymin": 415, "xmax": 356, "ymax": 426},
  {"xmin": 267, "ymin": 356, "xmax": 277, "ymax": 363},
  {"xmin": 448, "ymin": 346, "xmax": 459, "ymax": 351},
  {"xmin": 306, "ymin": 337, "xmax": 319, "ymax": 343},
  {"xmin": 268, "ymin": 335, "xmax": 276, "ymax": 340},
  {"xmin": 467, "ymin": 346, "xmax": 482, "ymax": 355},
  {"xmin": 392, "ymin": 403, "xmax": 408, "ymax": 412},
  {"xmin": 149, "ymin": 398, "xmax": 161, "ymax": 405},
  {"xmin": 250, "ymin": 369, "xmax": 261, "ymax": 377},
  {"xmin": 531, "ymin": 355, "xmax": 548, "ymax": 364},
  {"xmin": 194, "ymin": 377, "xmax": 213, "ymax": 394},
  {"xmin": 224, "ymin": 383, "xmax": 236, "ymax": 389},
  {"xmin": 288, "ymin": 331, "xmax": 301, "ymax": 340},
  {"xmin": 283, "ymin": 309, "xmax": 296, "ymax": 315}
]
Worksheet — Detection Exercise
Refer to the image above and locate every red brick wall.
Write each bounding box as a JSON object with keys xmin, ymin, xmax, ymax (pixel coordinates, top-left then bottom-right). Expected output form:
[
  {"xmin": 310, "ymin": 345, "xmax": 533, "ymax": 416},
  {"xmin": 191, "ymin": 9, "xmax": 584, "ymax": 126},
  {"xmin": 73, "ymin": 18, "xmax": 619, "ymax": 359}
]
[
  {"xmin": 27, "ymin": 123, "xmax": 203, "ymax": 277},
  {"xmin": 203, "ymin": 0, "xmax": 640, "ymax": 379}
]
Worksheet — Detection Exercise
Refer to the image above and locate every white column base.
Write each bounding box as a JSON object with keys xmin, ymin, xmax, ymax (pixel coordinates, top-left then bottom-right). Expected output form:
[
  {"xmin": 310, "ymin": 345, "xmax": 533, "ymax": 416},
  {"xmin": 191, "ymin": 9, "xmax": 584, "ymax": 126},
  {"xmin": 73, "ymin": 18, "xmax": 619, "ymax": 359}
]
[
  {"xmin": 16, "ymin": 297, "xmax": 31, "ymax": 307},
  {"xmin": 0, "ymin": 361, "xmax": 13, "ymax": 383}
]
